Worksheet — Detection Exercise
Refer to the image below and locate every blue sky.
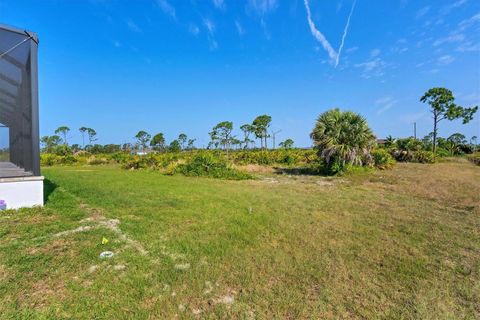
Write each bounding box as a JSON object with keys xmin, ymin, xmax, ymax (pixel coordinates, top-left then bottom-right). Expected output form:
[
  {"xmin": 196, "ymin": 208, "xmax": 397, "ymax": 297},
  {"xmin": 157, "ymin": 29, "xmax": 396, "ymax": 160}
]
[{"xmin": 1, "ymin": 0, "xmax": 479, "ymax": 147}]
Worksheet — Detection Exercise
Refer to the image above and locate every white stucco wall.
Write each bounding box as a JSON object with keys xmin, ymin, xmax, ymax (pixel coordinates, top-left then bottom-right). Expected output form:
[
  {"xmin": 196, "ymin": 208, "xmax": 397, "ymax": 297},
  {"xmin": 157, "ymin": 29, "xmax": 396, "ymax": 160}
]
[{"xmin": 0, "ymin": 176, "xmax": 44, "ymax": 209}]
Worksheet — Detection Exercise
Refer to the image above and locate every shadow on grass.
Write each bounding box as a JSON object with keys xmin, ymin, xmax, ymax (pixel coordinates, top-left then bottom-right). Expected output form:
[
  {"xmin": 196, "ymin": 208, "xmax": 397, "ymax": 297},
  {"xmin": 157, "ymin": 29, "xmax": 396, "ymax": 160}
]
[
  {"xmin": 44, "ymin": 179, "xmax": 58, "ymax": 204},
  {"xmin": 273, "ymin": 166, "xmax": 329, "ymax": 176}
]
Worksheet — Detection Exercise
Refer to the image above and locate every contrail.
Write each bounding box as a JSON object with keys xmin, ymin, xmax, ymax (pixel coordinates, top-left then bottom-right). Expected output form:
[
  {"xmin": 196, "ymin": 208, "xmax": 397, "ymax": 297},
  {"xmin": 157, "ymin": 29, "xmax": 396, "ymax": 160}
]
[
  {"xmin": 304, "ymin": 0, "xmax": 338, "ymax": 62},
  {"xmin": 336, "ymin": 0, "xmax": 357, "ymax": 67},
  {"xmin": 304, "ymin": 0, "xmax": 357, "ymax": 68}
]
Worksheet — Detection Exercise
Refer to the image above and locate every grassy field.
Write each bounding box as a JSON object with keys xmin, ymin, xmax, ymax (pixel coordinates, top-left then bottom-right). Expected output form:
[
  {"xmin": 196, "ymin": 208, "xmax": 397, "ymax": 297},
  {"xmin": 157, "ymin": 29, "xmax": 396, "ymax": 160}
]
[{"xmin": 0, "ymin": 159, "xmax": 479, "ymax": 319}]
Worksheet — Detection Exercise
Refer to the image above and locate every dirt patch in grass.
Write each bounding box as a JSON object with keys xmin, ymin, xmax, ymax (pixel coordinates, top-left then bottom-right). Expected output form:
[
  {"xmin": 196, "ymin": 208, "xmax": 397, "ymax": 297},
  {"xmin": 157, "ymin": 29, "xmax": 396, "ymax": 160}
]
[
  {"xmin": 236, "ymin": 164, "xmax": 276, "ymax": 174},
  {"xmin": 25, "ymin": 238, "xmax": 73, "ymax": 255},
  {"xmin": 18, "ymin": 277, "xmax": 67, "ymax": 310}
]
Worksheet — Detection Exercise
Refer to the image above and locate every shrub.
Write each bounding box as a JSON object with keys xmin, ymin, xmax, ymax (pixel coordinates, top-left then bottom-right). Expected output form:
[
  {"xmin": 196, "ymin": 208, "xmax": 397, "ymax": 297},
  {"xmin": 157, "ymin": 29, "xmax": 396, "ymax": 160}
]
[
  {"xmin": 121, "ymin": 156, "xmax": 147, "ymax": 170},
  {"xmin": 87, "ymin": 156, "xmax": 109, "ymax": 165},
  {"xmin": 412, "ymin": 150, "xmax": 435, "ymax": 163},
  {"xmin": 176, "ymin": 153, "xmax": 252, "ymax": 180},
  {"xmin": 467, "ymin": 152, "xmax": 480, "ymax": 166},
  {"xmin": 40, "ymin": 153, "xmax": 78, "ymax": 166},
  {"xmin": 371, "ymin": 149, "xmax": 395, "ymax": 169},
  {"xmin": 311, "ymin": 108, "xmax": 376, "ymax": 167},
  {"xmin": 41, "ymin": 153, "xmax": 59, "ymax": 166}
]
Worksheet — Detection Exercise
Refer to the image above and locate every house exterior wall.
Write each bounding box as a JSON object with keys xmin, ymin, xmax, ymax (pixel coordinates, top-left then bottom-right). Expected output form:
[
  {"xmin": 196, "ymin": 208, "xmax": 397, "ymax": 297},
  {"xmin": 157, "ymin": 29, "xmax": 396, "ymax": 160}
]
[{"xmin": 0, "ymin": 176, "xmax": 43, "ymax": 209}]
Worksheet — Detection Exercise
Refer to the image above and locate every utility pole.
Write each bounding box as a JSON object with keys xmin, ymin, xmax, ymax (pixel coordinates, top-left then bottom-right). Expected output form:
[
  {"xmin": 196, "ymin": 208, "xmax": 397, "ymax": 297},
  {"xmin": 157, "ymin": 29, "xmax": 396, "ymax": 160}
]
[
  {"xmin": 414, "ymin": 122, "xmax": 417, "ymax": 139},
  {"xmin": 271, "ymin": 130, "xmax": 281, "ymax": 149}
]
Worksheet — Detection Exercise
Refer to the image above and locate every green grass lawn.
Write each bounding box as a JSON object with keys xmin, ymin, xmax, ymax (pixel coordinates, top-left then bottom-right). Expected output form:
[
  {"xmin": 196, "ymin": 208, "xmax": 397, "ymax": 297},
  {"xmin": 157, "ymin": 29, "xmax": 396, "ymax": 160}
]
[{"xmin": 0, "ymin": 160, "xmax": 479, "ymax": 319}]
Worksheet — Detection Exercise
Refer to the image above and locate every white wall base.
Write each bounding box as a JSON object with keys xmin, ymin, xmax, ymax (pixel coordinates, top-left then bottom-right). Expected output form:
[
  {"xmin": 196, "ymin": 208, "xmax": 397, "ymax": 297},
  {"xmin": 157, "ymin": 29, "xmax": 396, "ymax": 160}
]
[{"xmin": 0, "ymin": 176, "xmax": 44, "ymax": 209}]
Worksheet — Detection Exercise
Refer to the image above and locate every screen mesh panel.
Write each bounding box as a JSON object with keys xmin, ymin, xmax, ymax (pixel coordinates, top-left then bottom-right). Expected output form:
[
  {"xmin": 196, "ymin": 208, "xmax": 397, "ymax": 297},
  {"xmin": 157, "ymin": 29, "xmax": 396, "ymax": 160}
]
[{"xmin": 0, "ymin": 24, "xmax": 40, "ymax": 177}]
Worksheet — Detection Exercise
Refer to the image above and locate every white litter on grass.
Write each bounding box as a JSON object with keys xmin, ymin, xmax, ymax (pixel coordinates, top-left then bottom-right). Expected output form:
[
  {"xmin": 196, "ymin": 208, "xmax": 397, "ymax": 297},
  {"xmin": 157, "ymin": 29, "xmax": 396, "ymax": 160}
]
[
  {"xmin": 174, "ymin": 263, "xmax": 191, "ymax": 270},
  {"xmin": 216, "ymin": 295, "xmax": 235, "ymax": 305},
  {"xmin": 203, "ymin": 281, "xmax": 213, "ymax": 295},
  {"xmin": 53, "ymin": 225, "xmax": 93, "ymax": 237},
  {"xmin": 99, "ymin": 251, "xmax": 115, "ymax": 259},
  {"xmin": 192, "ymin": 308, "xmax": 202, "ymax": 315},
  {"xmin": 113, "ymin": 264, "xmax": 126, "ymax": 271},
  {"xmin": 88, "ymin": 265, "xmax": 99, "ymax": 273}
]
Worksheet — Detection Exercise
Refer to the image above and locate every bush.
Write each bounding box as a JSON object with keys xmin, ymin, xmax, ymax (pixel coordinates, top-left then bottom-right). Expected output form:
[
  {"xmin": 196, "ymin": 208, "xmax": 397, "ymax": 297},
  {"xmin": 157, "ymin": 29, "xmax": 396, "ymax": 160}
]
[
  {"xmin": 121, "ymin": 156, "xmax": 147, "ymax": 170},
  {"xmin": 86, "ymin": 156, "xmax": 109, "ymax": 165},
  {"xmin": 467, "ymin": 152, "xmax": 480, "ymax": 166},
  {"xmin": 412, "ymin": 150, "xmax": 435, "ymax": 163},
  {"xmin": 40, "ymin": 153, "xmax": 77, "ymax": 166},
  {"xmin": 176, "ymin": 153, "xmax": 252, "ymax": 180},
  {"xmin": 371, "ymin": 149, "xmax": 395, "ymax": 169}
]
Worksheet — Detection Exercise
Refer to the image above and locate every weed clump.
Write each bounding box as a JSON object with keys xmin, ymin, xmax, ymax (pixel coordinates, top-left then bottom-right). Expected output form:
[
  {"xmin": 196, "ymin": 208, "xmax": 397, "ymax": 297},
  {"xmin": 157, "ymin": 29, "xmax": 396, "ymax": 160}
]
[{"xmin": 175, "ymin": 153, "xmax": 253, "ymax": 180}]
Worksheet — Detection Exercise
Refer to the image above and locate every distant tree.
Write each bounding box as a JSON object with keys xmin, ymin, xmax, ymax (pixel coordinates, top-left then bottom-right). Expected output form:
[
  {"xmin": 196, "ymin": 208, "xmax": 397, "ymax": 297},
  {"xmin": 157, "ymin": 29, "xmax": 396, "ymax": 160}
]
[
  {"xmin": 71, "ymin": 144, "xmax": 81, "ymax": 153},
  {"xmin": 420, "ymin": 88, "xmax": 478, "ymax": 153},
  {"xmin": 396, "ymin": 137, "xmax": 423, "ymax": 152},
  {"xmin": 178, "ymin": 133, "xmax": 188, "ymax": 150},
  {"xmin": 231, "ymin": 138, "xmax": 242, "ymax": 150},
  {"xmin": 210, "ymin": 121, "xmax": 234, "ymax": 153},
  {"xmin": 169, "ymin": 139, "xmax": 181, "ymax": 153},
  {"xmin": 240, "ymin": 124, "xmax": 255, "ymax": 149},
  {"xmin": 40, "ymin": 135, "xmax": 61, "ymax": 153},
  {"xmin": 279, "ymin": 138, "xmax": 294, "ymax": 150},
  {"xmin": 311, "ymin": 108, "xmax": 376, "ymax": 169},
  {"xmin": 103, "ymin": 144, "xmax": 121, "ymax": 154},
  {"xmin": 55, "ymin": 126, "xmax": 70, "ymax": 146},
  {"xmin": 447, "ymin": 133, "xmax": 467, "ymax": 146},
  {"xmin": 87, "ymin": 128, "xmax": 98, "ymax": 145},
  {"xmin": 384, "ymin": 135, "xmax": 397, "ymax": 148},
  {"xmin": 135, "ymin": 131, "xmax": 151, "ymax": 151},
  {"xmin": 252, "ymin": 115, "xmax": 272, "ymax": 149},
  {"xmin": 187, "ymin": 139, "xmax": 196, "ymax": 150},
  {"xmin": 122, "ymin": 143, "xmax": 133, "ymax": 152},
  {"xmin": 471, "ymin": 136, "xmax": 478, "ymax": 152},
  {"xmin": 150, "ymin": 133, "xmax": 166, "ymax": 151},
  {"xmin": 422, "ymin": 132, "xmax": 434, "ymax": 150},
  {"xmin": 471, "ymin": 136, "xmax": 478, "ymax": 145},
  {"xmin": 79, "ymin": 127, "xmax": 88, "ymax": 148}
]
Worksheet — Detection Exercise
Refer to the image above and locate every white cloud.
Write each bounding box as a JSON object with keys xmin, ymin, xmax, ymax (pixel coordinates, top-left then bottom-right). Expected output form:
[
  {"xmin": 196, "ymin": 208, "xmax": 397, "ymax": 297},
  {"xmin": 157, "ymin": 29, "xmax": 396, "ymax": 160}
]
[
  {"xmin": 235, "ymin": 20, "xmax": 245, "ymax": 36},
  {"xmin": 440, "ymin": 0, "xmax": 468, "ymax": 15},
  {"xmin": 456, "ymin": 41, "xmax": 480, "ymax": 52},
  {"xmin": 303, "ymin": 0, "xmax": 337, "ymax": 62},
  {"xmin": 188, "ymin": 24, "xmax": 200, "ymax": 36},
  {"xmin": 458, "ymin": 12, "xmax": 480, "ymax": 31},
  {"xmin": 156, "ymin": 0, "xmax": 176, "ymax": 18},
  {"xmin": 355, "ymin": 58, "xmax": 387, "ymax": 79},
  {"xmin": 370, "ymin": 48, "xmax": 381, "ymax": 57},
  {"xmin": 375, "ymin": 96, "xmax": 398, "ymax": 115},
  {"xmin": 346, "ymin": 46, "xmax": 358, "ymax": 53},
  {"xmin": 247, "ymin": 0, "xmax": 278, "ymax": 16},
  {"xmin": 416, "ymin": 6, "xmax": 430, "ymax": 19},
  {"xmin": 303, "ymin": 0, "xmax": 356, "ymax": 67},
  {"xmin": 126, "ymin": 19, "xmax": 142, "ymax": 33},
  {"xmin": 212, "ymin": 0, "xmax": 225, "ymax": 10},
  {"xmin": 204, "ymin": 18, "xmax": 215, "ymax": 33},
  {"xmin": 433, "ymin": 33, "xmax": 465, "ymax": 46},
  {"xmin": 437, "ymin": 55, "xmax": 455, "ymax": 65},
  {"xmin": 203, "ymin": 18, "xmax": 218, "ymax": 50}
]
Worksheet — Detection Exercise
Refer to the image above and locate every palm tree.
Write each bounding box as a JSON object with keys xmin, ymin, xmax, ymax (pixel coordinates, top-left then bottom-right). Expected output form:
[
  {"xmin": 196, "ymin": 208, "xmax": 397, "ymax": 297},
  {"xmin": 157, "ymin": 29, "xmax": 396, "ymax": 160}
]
[
  {"xmin": 310, "ymin": 108, "xmax": 376, "ymax": 167},
  {"xmin": 384, "ymin": 135, "xmax": 396, "ymax": 148}
]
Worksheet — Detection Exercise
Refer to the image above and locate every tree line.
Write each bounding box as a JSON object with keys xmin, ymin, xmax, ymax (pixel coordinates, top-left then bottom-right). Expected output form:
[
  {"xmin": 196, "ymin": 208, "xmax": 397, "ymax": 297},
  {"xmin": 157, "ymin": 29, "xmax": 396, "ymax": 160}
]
[{"xmin": 40, "ymin": 114, "xmax": 296, "ymax": 154}]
